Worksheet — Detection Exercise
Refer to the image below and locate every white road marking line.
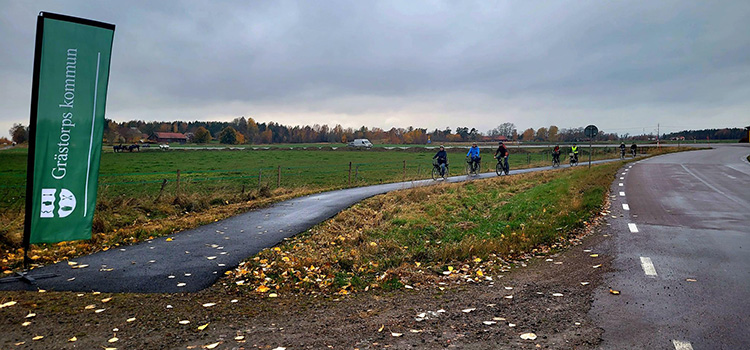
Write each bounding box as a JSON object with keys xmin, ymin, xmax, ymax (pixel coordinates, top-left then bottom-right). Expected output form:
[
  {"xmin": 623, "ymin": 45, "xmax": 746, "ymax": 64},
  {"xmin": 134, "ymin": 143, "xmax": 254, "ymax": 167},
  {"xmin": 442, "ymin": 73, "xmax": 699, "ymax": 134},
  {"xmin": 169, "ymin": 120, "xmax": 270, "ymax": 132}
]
[
  {"xmin": 619, "ymin": 183, "xmax": 624, "ymax": 186},
  {"xmin": 628, "ymin": 223, "xmax": 638, "ymax": 232},
  {"xmin": 725, "ymin": 174, "xmax": 736, "ymax": 179},
  {"xmin": 622, "ymin": 204, "xmax": 630, "ymax": 210},
  {"xmin": 640, "ymin": 257, "xmax": 657, "ymax": 277},
  {"xmin": 620, "ymin": 177, "xmax": 624, "ymax": 180},
  {"xmin": 619, "ymin": 191, "xmax": 625, "ymax": 196},
  {"xmin": 672, "ymin": 339, "xmax": 694, "ymax": 350}
]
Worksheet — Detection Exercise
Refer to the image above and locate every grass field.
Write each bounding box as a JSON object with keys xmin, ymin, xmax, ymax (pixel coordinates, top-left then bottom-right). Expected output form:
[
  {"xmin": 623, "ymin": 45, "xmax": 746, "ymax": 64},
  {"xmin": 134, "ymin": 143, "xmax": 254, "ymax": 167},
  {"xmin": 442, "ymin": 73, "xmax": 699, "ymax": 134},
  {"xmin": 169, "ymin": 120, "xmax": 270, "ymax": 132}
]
[
  {"xmin": 227, "ymin": 160, "xmax": 621, "ymax": 296},
  {"xmin": 0, "ymin": 145, "xmax": 627, "ymax": 269}
]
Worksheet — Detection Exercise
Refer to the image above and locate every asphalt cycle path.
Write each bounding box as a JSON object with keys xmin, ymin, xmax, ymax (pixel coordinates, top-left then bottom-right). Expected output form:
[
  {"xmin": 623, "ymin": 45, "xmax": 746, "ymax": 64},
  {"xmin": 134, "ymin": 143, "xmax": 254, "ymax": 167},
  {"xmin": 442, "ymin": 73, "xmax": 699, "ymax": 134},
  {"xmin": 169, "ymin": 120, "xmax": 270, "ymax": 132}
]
[
  {"xmin": 591, "ymin": 144, "xmax": 750, "ymax": 349},
  {"xmin": 1, "ymin": 157, "xmax": 622, "ymax": 293}
]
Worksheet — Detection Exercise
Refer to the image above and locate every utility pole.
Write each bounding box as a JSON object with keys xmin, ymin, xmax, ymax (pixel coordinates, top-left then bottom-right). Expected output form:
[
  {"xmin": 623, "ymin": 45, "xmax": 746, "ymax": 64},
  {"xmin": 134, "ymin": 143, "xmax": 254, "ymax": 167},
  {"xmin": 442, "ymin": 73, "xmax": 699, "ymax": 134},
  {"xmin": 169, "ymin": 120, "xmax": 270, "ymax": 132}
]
[{"xmin": 657, "ymin": 123, "xmax": 660, "ymax": 149}]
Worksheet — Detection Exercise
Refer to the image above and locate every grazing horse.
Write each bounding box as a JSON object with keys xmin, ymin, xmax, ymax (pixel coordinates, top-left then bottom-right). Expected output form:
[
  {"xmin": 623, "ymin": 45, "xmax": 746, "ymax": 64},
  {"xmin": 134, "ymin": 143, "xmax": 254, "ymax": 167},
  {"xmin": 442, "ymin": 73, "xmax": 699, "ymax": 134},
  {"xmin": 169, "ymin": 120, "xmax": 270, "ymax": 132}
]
[
  {"xmin": 113, "ymin": 144, "xmax": 125, "ymax": 153},
  {"xmin": 128, "ymin": 144, "xmax": 140, "ymax": 152}
]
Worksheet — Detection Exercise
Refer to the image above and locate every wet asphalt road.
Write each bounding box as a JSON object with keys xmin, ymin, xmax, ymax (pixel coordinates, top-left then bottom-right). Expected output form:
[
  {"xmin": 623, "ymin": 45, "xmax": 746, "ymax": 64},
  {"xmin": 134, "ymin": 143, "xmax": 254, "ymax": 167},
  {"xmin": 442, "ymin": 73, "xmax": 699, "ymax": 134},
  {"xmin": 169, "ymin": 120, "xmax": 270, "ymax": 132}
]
[
  {"xmin": 591, "ymin": 145, "xmax": 750, "ymax": 349},
  {"xmin": 0, "ymin": 158, "xmax": 619, "ymax": 293}
]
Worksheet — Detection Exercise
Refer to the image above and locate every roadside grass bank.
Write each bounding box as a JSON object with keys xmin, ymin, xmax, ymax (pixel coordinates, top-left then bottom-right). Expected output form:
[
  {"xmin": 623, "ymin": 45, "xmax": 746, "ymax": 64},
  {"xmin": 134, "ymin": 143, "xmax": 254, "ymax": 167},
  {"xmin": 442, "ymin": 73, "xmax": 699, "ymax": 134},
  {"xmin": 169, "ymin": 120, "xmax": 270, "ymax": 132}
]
[
  {"xmin": 226, "ymin": 162, "xmax": 619, "ymax": 297},
  {"xmin": 0, "ymin": 146, "xmax": 622, "ymax": 271},
  {"xmin": 226, "ymin": 146, "xmax": 699, "ymax": 297}
]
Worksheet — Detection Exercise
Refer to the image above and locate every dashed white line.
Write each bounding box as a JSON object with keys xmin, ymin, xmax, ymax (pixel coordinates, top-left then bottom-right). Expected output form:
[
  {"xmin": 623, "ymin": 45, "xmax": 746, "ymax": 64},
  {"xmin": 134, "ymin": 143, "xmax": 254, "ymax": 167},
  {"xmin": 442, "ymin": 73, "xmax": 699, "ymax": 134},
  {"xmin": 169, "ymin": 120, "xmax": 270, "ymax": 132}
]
[
  {"xmin": 628, "ymin": 223, "xmax": 639, "ymax": 233},
  {"xmin": 672, "ymin": 339, "xmax": 694, "ymax": 350},
  {"xmin": 619, "ymin": 191, "xmax": 625, "ymax": 196},
  {"xmin": 622, "ymin": 204, "xmax": 630, "ymax": 210},
  {"xmin": 619, "ymin": 183, "xmax": 624, "ymax": 186},
  {"xmin": 640, "ymin": 256, "xmax": 657, "ymax": 277},
  {"xmin": 620, "ymin": 177, "xmax": 624, "ymax": 180}
]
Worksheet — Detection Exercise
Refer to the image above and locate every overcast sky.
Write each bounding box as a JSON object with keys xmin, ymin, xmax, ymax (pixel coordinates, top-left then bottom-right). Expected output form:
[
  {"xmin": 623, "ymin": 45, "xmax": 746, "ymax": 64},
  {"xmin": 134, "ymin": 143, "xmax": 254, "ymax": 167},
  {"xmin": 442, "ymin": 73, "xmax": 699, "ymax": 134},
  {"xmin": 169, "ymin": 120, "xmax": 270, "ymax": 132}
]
[{"xmin": 2, "ymin": 0, "xmax": 749, "ymax": 139}]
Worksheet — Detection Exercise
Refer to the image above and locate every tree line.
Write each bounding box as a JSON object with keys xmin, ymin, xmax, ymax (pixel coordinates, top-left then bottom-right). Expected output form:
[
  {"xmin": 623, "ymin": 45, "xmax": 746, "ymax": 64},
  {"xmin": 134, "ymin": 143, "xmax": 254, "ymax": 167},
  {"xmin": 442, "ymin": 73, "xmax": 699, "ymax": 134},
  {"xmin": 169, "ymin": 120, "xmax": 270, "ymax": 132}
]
[{"xmin": 6, "ymin": 120, "xmax": 746, "ymax": 146}]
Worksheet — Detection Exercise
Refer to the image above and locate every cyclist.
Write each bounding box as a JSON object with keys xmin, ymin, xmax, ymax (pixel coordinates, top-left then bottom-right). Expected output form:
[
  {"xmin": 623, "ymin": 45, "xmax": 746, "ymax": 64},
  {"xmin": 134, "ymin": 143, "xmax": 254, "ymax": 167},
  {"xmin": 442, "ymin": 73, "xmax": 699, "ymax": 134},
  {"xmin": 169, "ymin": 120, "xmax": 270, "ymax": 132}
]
[
  {"xmin": 433, "ymin": 145, "xmax": 448, "ymax": 176},
  {"xmin": 467, "ymin": 142, "xmax": 481, "ymax": 173},
  {"xmin": 552, "ymin": 144, "xmax": 561, "ymax": 165},
  {"xmin": 571, "ymin": 143, "xmax": 579, "ymax": 163},
  {"xmin": 619, "ymin": 142, "xmax": 626, "ymax": 159},
  {"xmin": 494, "ymin": 141, "xmax": 509, "ymax": 175},
  {"xmin": 630, "ymin": 143, "xmax": 637, "ymax": 157}
]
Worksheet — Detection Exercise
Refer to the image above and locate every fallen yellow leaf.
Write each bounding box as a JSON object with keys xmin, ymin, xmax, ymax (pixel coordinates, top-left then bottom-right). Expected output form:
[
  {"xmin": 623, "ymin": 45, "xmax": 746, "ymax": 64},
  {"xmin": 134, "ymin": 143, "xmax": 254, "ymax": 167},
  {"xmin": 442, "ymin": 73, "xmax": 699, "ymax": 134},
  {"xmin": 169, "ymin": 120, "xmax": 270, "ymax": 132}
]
[
  {"xmin": 108, "ymin": 337, "xmax": 119, "ymax": 343},
  {"xmin": 197, "ymin": 323, "xmax": 209, "ymax": 331},
  {"xmin": 32, "ymin": 335, "xmax": 44, "ymax": 341},
  {"xmin": 609, "ymin": 289, "xmax": 621, "ymax": 295},
  {"xmin": 101, "ymin": 297, "xmax": 112, "ymax": 303},
  {"xmin": 25, "ymin": 313, "xmax": 36, "ymax": 318},
  {"xmin": 256, "ymin": 285, "xmax": 270, "ymax": 293},
  {"xmin": 204, "ymin": 342, "xmax": 220, "ymax": 349},
  {"xmin": 68, "ymin": 336, "xmax": 77, "ymax": 342},
  {"xmin": 126, "ymin": 317, "xmax": 136, "ymax": 322},
  {"xmin": 378, "ymin": 325, "xmax": 384, "ymax": 332},
  {"xmin": 234, "ymin": 335, "xmax": 245, "ymax": 341},
  {"xmin": 22, "ymin": 321, "xmax": 31, "ymax": 326},
  {"xmin": 85, "ymin": 304, "xmax": 95, "ymax": 310}
]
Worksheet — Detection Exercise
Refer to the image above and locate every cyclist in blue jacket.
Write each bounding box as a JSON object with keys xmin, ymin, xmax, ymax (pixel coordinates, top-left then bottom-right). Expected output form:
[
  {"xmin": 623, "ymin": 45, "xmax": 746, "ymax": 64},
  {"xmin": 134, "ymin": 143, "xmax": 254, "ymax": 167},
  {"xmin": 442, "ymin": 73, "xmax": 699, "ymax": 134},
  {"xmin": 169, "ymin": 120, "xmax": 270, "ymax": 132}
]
[{"xmin": 467, "ymin": 142, "xmax": 481, "ymax": 172}]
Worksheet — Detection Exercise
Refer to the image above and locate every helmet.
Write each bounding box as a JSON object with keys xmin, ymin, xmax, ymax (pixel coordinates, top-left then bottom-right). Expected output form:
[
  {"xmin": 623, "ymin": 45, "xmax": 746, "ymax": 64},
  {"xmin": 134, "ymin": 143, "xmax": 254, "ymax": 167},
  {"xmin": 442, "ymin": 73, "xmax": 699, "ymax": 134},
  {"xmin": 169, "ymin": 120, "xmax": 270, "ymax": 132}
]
[{"xmin": 498, "ymin": 141, "xmax": 504, "ymax": 145}]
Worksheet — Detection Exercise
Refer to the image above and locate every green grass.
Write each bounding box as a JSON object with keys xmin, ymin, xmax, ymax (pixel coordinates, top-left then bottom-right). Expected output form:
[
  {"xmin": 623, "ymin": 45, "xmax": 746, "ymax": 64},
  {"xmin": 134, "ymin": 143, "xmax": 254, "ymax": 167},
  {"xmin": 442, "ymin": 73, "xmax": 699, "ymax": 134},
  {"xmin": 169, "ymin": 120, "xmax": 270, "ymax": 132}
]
[
  {"xmin": 227, "ymin": 161, "xmax": 623, "ymax": 296},
  {"xmin": 0, "ymin": 145, "xmax": 622, "ymax": 269}
]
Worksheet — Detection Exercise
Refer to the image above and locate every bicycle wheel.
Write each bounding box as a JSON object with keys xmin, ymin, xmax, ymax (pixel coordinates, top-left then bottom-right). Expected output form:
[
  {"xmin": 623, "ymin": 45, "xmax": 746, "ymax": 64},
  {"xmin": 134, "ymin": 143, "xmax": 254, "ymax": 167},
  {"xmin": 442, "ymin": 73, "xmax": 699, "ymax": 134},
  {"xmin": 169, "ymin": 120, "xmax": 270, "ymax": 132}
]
[
  {"xmin": 495, "ymin": 161, "xmax": 502, "ymax": 176},
  {"xmin": 465, "ymin": 162, "xmax": 472, "ymax": 175},
  {"xmin": 443, "ymin": 165, "xmax": 448, "ymax": 179},
  {"xmin": 432, "ymin": 166, "xmax": 439, "ymax": 180}
]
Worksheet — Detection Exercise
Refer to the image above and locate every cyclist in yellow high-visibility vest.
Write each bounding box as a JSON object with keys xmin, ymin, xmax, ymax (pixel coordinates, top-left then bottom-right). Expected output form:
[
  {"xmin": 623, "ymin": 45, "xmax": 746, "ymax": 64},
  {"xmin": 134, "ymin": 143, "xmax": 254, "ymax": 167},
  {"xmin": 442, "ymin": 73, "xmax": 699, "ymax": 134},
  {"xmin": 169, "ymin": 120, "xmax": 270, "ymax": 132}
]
[{"xmin": 571, "ymin": 144, "xmax": 579, "ymax": 163}]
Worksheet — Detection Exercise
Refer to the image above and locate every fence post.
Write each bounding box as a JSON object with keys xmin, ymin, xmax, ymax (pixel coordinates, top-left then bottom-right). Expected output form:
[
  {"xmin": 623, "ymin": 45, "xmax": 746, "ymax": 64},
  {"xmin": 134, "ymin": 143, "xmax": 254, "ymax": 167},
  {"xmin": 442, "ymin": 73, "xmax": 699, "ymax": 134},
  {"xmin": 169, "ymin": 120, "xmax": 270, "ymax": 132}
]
[
  {"xmin": 258, "ymin": 169, "xmax": 262, "ymax": 187},
  {"xmin": 176, "ymin": 169, "xmax": 181, "ymax": 196},
  {"xmin": 277, "ymin": 166, "xmax": 281, "ymax": 187},
  {"xmin": 348, "ymin": 162, "xmax": 352, "ymax": 186},
  {"xmin": 403, "ymin": 160, "xmax": 406, "ymax": 181},
  {"xmin": 155, "ymin": 178, "xmax": 168, "ymax": 202}
]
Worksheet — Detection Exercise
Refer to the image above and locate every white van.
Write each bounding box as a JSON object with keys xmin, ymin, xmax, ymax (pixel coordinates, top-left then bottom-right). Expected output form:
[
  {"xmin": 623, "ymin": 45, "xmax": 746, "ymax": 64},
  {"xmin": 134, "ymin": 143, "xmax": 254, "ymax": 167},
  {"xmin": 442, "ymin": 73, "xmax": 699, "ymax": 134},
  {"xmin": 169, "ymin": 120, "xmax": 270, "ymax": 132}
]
[{"xmin": 347, "ymin": 139, "xmax": 373, "ymax": 148}]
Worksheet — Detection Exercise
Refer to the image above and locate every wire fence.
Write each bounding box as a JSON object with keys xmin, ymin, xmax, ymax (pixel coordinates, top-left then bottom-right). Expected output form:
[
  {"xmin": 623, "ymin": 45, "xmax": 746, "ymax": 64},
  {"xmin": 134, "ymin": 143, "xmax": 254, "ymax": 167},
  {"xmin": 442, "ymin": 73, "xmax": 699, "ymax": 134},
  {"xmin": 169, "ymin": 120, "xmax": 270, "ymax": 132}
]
[{"xmin": 0, "ymin": 146, "xmax": 639, "ymax": 210}]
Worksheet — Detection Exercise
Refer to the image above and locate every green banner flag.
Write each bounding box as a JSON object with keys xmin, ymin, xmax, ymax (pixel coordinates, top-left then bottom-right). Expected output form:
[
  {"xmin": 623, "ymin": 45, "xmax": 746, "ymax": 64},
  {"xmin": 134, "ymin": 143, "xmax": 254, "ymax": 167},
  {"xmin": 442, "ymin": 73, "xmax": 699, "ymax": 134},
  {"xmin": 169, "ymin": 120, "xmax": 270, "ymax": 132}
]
[{"xmin": 24, "ymin": 13, "xmax": 115, "ymax": 244}]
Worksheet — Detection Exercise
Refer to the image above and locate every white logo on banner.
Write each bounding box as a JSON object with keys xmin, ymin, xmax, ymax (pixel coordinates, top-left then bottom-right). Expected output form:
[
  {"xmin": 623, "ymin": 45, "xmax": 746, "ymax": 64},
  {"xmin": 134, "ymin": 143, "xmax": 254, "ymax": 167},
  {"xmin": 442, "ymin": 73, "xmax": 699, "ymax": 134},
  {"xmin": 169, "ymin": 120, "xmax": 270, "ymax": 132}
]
[{"xmin": 40, "ymin": 188, "xmax": 76, "ymax": 218}]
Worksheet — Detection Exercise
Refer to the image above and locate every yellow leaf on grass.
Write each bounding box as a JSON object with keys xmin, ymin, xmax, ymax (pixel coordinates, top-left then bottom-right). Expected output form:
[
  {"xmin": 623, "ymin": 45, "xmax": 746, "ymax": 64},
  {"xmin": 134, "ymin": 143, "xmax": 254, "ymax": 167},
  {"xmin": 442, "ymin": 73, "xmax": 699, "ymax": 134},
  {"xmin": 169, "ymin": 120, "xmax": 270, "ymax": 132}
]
[
  {"xmin": 32, "ymin": 335, "xmax": 44, "ymax": 340},
  {"xmin": 234, "ymin": 335, "xmax": 245, "ymax": 341},
  {"xmin": 197, "ymin": 323, "xmax": 209, "ymax": 331},
  {"xmin": 85, "ymin": 304, "xmax": 95, "ymax": 310},
  {"xmin": 22, "ymin": 321, "xmax": 31, "ymax": 326},
  {"xmin": 101, "ymin": 297, "xmax": 112, "ymax": 303},
  {"xmin": 25, "ymin": 313, "xmax": 36, "ymax": 318},
  {"xmin": 256, "ymin": 285, "xmax": 270, "ymax": 293},
  {"xmin": 609, "ymin": 289, "xmax": 620, "ymax": 295},
  {"xmin": 68, "ymin": 336, "xmax": 77, "ymax": 342},
  {"xmin": 126, "ymin": 317, "xmax": 136, "ymax": 322},
  {"xmin": 202, "ymin": 303, "xmax": 216, "ymax": 307},
  {"xmin": 378, "ymin": 325, "xmax": 384, "ymax": 332},
  {"xmin": 179, "ymin": 320, "xmax": 190, "ymax": 325},
  {"xmin": 166, "ymin": 238, "xmax": 173, "ymax": 242},
  {"xmin": 590, "ymin": 254, "xmax": 599, "ymax": 258},
  {"xmin": 108, "ymin": 337, "xmax": 119, "ymax": 343},
  {"xmin": 476, "ymin": 270, "xmax": 484, "ymax": 277},
  {"xmin": 204, "ymin": 342, "xmax": 220, "ymax": 349},
  {"xmin": 0, "ymin": 301, "xmax": 17, "ymax": 308}
]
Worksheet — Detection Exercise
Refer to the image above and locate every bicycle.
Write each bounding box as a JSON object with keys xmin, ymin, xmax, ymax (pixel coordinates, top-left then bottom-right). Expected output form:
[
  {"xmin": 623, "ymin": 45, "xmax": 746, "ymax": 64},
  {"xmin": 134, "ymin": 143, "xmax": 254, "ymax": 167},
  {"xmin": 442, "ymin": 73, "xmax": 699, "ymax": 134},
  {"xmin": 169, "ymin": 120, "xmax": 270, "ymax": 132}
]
[
  {"xmin": 432, "ymin": 159, "xmax": 449, "ymax": 180},
  {"xmin": 569, "ymin": 152, "xmax": 578, "ymax": 167},
  {"xmin": 465, "ymin": 156, "xmax": 480, "ymax": 176},
  {"xmin": 620, "ymin": 148, "xmax": 626, "ymax": 159},
  {"xmin": 552, "ymin": 152, "xmax": 560, "ymax": 168},
  {"xmin": 495, "ymin": 156, "xmax": 509, "ymax": 175}
]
